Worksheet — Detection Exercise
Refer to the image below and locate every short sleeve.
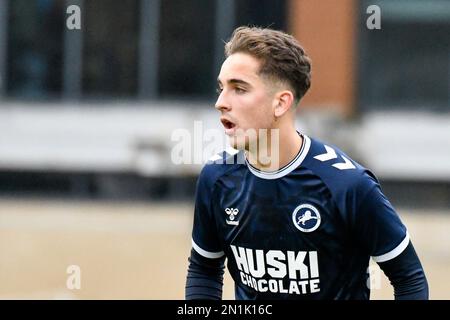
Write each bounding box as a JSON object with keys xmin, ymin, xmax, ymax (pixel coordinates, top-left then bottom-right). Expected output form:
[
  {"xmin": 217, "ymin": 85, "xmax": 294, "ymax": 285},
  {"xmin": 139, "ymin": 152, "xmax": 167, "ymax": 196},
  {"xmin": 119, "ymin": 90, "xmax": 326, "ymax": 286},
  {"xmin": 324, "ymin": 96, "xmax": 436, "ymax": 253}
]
[
  {"xmin": 191, "ymin": 165, "xmax": 225, "ymax": 259},
  {"xmin": 352, "ymin": 174, "xmax": 409, "ymax": 263}
]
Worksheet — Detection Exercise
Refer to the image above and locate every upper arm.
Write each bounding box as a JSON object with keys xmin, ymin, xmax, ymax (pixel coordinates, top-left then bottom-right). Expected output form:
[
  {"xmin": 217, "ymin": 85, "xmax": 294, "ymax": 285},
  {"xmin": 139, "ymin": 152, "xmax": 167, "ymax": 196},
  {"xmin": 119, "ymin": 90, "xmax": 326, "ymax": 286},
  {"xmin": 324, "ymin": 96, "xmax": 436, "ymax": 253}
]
[
  {"xmin": 346, "ymin": 172, "xmax": 427, "ymax": 298},
  {"xmin": 349, "ymin": 172, "xmax": 408, "ymax": 261},
  {"xmin": 191, "ymin": 165, "xmax": 225, "ymax": 259}
]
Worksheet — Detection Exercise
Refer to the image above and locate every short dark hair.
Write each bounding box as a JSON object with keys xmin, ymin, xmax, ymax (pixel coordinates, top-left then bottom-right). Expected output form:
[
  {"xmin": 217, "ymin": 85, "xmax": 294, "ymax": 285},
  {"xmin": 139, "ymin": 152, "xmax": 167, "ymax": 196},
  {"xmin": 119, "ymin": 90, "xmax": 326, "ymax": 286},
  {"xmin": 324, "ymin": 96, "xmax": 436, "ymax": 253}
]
[{"xmin": 225, "ymin": 26, "xmax": 312, "ymax": 103}]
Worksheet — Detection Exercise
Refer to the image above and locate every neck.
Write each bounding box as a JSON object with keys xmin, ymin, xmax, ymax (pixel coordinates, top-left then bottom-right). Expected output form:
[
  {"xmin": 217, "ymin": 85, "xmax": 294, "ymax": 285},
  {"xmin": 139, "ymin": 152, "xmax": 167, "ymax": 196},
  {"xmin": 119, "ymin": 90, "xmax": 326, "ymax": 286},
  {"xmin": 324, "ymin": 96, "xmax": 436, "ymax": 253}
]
[{"xmin": 245, "ymin": 125, "xmax": 303, "ymax": 172}]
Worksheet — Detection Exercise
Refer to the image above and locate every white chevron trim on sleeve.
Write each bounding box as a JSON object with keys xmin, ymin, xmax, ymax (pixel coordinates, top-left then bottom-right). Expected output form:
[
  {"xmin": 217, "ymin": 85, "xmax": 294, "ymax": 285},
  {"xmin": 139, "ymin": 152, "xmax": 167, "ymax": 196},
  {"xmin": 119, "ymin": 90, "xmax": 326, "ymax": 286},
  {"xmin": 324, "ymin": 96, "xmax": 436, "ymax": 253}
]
[
  {"xmin": 332, "ymin": 156, "xmax": 356, "ymax": 170},
  {"xmin": 313, "ymin": 145, "xmax": 337, "ymax": 162},
  {"xmin": 208, "ymin": 154, "xmax": 222, "ymax": 162},
  {"xmin": 225, "ymin": 147, "xmax": 239, "ymax": 155}
]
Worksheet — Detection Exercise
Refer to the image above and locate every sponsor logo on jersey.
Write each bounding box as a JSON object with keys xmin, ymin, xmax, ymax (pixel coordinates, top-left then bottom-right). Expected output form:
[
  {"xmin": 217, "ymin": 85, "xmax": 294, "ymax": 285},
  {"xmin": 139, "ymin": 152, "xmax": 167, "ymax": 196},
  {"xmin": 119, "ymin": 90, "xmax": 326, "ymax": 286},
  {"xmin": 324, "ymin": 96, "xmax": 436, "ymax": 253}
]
[
  {"xmin": 225, "ymin": 208, "xmax": 239, "ymax": 226},
  {"xmin": 292, "ymin": 204, "xmax": 321, "ymax": 232},
  {"xmin": 230, "ymin": 245, "xmax": 320, "ymax": 295}
]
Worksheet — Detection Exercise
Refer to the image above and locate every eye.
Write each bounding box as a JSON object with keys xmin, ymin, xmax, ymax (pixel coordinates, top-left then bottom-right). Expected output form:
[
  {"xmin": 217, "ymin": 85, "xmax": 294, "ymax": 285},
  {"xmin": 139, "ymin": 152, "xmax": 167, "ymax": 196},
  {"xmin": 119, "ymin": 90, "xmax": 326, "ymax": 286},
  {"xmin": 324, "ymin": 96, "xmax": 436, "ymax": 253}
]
[
  {"xmin": 235, "ymin": 87, "xmax": 246, "ymax": 94},
  {"xmin": 216, "ymin": 87, "xmax": 223, "ymax": 95}
]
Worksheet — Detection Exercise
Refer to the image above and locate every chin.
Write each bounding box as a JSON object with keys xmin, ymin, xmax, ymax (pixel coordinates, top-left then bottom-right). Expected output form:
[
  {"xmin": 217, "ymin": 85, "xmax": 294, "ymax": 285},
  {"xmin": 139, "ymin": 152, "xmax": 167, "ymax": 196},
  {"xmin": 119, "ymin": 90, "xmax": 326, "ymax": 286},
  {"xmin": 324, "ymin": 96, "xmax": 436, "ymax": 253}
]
[
  {"xmin": 229, "ymin": 134, "xmax": 257, "ymax": 151},
  {"xmin": 228, "ymin": 135, "xmax": 246, "ymax": 151}
]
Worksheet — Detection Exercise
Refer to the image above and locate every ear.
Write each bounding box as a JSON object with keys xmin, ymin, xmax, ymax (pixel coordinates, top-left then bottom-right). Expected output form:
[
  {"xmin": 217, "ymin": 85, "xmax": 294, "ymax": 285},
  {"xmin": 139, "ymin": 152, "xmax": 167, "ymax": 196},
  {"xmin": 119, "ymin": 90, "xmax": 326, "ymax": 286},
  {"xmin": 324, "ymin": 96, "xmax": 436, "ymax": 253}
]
[{"xmin": 274, "ymin": 90, "xmax": 295, "ymax": 118}]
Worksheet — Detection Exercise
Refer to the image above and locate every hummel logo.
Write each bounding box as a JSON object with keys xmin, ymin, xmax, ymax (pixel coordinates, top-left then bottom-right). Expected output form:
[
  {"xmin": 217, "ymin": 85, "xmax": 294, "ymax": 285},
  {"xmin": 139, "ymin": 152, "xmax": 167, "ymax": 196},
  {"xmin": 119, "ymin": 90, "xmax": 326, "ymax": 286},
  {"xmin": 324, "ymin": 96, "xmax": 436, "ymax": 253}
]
[{"xmin": 225, "ymin": 208, "xmax": 239, "ymax": 226}]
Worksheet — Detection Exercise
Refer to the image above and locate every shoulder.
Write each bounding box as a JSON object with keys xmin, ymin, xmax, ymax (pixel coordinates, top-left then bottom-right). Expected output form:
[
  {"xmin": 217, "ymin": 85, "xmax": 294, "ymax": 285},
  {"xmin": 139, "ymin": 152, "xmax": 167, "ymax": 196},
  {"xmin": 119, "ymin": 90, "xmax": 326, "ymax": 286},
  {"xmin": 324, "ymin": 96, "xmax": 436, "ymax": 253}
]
[
  {"xmin": 302, "ymin": 136, "xmax": 379, "ymax": 197},
  {"xmin": 197, "ymin": 148, "xmax": 245, "ymax": 189}
]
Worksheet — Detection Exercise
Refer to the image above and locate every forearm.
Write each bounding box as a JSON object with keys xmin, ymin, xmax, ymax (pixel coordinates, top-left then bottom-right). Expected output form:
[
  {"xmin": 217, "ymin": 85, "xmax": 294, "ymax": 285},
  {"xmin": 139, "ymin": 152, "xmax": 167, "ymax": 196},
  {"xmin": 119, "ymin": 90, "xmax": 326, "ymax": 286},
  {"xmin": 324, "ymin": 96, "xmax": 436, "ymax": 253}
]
[
  {"xmin": 378, "ymin": 242, "xmax": 428, "ymax": 300},
  {"xmin": 185, "ymin": 249, "xmax": 226, "ymax": 300}
]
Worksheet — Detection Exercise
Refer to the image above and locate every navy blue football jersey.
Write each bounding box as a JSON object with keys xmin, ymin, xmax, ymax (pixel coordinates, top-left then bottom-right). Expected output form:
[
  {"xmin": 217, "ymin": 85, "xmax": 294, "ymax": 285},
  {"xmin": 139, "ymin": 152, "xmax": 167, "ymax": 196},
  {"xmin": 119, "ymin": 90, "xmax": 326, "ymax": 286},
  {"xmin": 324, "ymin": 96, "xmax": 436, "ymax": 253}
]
[{"xmin": 190, "ymin": 134, "xmax": 409, "ymax": 299}]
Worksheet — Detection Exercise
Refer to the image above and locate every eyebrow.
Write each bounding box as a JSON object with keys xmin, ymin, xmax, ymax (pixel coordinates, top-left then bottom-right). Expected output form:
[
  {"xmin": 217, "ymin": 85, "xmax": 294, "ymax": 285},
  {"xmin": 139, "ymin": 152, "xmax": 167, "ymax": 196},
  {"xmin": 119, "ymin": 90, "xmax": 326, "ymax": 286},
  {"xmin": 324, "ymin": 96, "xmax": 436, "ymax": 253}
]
[{"xmin": 217, "ymin": 78, "xmax": 251, "ymax": 87}]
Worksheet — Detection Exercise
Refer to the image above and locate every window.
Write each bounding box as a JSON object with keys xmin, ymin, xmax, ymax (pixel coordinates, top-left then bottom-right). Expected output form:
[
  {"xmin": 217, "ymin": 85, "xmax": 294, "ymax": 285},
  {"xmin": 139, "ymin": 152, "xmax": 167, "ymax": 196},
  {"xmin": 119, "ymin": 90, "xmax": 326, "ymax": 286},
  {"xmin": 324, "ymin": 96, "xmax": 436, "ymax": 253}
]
[
  {"xmin": 82, "ymin": 0, "xmax": 139, "ymax": 98},
  {"xmin": 235, "ymin": 0, "xmax": 287, "ymax": 32},
  {"xmin": 3, "ymin": 0, "xmax": 288, "ymax": 102},
  {"xmin": 158, "ymin": 0, "xmax": 216, "ymax": 99},
  {"xmin": 358, "ymin": 0, "xmax": 450, "ymax": 110},
  {"xmin": 7, "ymin": 0, "xmax": 64, "ymax": 99}
]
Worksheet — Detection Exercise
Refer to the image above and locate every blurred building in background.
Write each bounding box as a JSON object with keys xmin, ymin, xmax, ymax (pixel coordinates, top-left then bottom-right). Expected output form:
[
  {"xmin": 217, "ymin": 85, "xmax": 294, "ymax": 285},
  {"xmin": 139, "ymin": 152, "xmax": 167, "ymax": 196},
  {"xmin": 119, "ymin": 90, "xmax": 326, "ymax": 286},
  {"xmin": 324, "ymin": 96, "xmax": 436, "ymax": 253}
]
[{"xmin": 0, "ymin": 0, "xmax": 449, "ymax": 207}]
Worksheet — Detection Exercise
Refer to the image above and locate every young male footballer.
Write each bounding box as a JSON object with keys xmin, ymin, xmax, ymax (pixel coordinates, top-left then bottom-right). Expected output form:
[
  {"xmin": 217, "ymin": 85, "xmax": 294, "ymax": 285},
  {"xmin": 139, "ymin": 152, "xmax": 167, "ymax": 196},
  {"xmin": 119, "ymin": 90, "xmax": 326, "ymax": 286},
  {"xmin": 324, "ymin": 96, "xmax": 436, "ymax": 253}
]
[{"xmin": 185, "ymin": 26, "xmax": 428, "ymax": 300}]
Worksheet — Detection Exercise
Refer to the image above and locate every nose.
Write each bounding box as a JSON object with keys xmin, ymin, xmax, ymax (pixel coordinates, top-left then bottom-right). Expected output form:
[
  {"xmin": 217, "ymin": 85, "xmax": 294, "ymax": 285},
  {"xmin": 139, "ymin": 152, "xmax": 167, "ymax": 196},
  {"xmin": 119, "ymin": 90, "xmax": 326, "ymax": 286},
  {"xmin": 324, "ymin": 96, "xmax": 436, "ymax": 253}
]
[{"xmin": 215, "ymin": 91, "xmax": 231, "ymax": 112}]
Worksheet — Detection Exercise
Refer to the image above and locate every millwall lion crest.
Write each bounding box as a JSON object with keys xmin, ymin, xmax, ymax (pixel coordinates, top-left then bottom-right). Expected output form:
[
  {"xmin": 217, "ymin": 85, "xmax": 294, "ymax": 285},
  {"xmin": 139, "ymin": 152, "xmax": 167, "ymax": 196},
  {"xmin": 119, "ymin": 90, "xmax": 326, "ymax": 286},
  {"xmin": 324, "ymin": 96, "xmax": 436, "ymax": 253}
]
[{"xmin": 292, "ymin": 204, "xmax": 321, "ymax": 233}]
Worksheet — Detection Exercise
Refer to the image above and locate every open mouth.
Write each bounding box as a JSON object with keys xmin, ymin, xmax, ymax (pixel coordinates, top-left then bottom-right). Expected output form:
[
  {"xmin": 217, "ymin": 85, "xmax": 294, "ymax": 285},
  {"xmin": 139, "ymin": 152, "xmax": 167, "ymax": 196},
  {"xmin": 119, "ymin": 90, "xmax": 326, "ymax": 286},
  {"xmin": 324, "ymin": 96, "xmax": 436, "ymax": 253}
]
[
  {"xmin": 221, "ymin": 118, "xmax": 236, "ymax": 130},
  {"xmin": 220, "ymin": 117, "xmax": 238, "ymax": 135}
]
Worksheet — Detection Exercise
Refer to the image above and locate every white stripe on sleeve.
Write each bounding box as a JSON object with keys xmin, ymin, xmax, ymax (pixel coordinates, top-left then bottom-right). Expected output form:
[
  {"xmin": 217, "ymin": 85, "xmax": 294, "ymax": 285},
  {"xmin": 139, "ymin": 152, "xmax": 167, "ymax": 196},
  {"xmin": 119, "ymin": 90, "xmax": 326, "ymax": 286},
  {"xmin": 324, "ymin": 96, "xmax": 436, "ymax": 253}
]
[
  {"xmin": 192, "ymin": 239, "xmax": 225, "ymax": 259},
  {"xmin": 372, "ymin": 232, "xmax": 410, "ymax": 263}
]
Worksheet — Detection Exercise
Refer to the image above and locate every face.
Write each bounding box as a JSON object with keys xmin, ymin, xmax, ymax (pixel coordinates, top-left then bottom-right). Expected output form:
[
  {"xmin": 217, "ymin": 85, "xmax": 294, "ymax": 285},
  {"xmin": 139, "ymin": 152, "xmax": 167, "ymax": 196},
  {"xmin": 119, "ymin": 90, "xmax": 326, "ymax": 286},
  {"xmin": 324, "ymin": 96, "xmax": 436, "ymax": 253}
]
[{"xmin": 215, "ymin": 52, "xmax": 278, "ymax": 150}]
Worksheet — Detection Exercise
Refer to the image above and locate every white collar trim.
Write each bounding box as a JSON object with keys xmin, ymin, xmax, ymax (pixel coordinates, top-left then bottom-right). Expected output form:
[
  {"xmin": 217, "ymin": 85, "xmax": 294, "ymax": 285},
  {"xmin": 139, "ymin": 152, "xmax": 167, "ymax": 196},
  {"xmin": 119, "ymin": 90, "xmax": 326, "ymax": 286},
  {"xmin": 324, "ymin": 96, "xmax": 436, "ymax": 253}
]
[{"xmin": 245, "ymin": 134, "xmax": 311, "ymax": 180}]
